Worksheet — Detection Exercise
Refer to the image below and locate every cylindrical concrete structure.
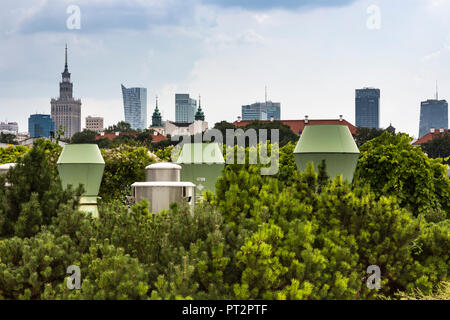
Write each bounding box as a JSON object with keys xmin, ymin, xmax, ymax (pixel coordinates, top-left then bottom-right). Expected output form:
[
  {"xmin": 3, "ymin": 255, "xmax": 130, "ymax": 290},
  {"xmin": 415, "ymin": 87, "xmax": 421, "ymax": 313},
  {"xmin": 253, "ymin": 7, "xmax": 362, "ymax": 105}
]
[{"xmin": 145, "ymin": 162, "xmax": 181, "ymax": 182}]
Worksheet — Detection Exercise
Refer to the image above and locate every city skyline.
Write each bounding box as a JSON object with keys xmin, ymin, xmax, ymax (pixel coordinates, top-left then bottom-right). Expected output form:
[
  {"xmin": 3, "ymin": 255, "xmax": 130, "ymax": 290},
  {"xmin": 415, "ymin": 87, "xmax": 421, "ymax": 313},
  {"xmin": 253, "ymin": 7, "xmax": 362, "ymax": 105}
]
[{"xmin": 1, "ymin": 0, "xmax": 450, "ymax": 138}]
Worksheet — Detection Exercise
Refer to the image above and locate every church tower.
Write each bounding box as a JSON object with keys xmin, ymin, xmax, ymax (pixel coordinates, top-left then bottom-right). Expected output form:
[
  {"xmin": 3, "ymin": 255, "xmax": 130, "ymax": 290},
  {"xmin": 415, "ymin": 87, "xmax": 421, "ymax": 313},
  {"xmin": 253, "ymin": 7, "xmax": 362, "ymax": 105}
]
[
  {"xmin": 152, "ymin": 96, "xmax": 162, "ymax": 127},
  {"xmin": 51, "ymin": 45, "xmax": 82, "ymax": 139},
  {"xmin": 195, "ymin": 95, "xmax": 205, "ymax": 121}
]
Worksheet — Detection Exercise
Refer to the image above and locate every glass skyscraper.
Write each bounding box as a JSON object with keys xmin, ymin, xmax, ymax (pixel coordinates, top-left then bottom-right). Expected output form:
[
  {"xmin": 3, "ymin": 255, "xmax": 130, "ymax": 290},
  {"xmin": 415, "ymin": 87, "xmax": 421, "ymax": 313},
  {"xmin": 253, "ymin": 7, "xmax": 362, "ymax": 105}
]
[
  {"xmin": 241, "ymin": 101, "xmax": 281, "ymax": 121},
  {"xmin": 121, "ymin": 85, "xmax": 147, "ymax": 130},
  {"xmin": 355, "ymin": 88, "xmax": 380, "ymax": 129},
  {"xmin": 419, "ymin": 99, "xmax": 448, "ymax": 138},
  {"xmin": 29, "ymin": 114, "xmax": 55, "ymax": 138},
  {"xmin": 175, "ymin": 94, "xmax": 197, "ymax": 123}
]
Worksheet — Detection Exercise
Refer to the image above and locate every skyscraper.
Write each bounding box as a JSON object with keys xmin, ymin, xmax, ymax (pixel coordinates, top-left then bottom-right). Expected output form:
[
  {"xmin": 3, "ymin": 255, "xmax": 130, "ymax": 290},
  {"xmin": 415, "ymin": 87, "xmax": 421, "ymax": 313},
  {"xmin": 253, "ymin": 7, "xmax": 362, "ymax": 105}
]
[
  {"xmin": 175, "ymin": 94, "xmax": 197, "ymax": 123},
  {"xmin": 241, "ymin": 101, "xmax": 281, "ymax": 121},
  {"xmin": 121, "ymin": 85, "xmax": 147, "ymax": 130},
  {"xmin": 28, "ymin": 114, "xmax": 55, "ymax": 138},
  {"xmin": 51, "ymin": 45, "xmax": 82, "ymax": 139},
  {"xmin": 355, "ymin": 88, "xmax": 380, "ymax": 129},
  {"xmin": 419, "ymin": 99, "xmax": 448, "ymax": 138}
]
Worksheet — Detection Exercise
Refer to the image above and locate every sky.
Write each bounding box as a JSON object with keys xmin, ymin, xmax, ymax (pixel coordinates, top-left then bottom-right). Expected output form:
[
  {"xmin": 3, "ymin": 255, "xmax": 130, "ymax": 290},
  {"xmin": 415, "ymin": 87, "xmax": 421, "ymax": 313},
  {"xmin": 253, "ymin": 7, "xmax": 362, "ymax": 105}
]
[{"xmin": 0, "ymin": 0, "xmax": 449, "ymax": 138}]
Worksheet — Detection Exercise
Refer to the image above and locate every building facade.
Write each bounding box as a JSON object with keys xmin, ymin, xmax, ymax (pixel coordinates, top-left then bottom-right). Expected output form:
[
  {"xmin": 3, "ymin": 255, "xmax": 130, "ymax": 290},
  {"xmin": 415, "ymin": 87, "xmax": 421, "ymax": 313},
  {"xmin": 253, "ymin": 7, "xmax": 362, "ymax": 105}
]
[
  {"xmin": 418, "ymin": 99, "xmax": 448, "ymax": 138},
  {"xmin": 51, "ymin": 45, "xmax": 82, "ymax": 139},
  {"xmin": 121, "ymin": 85, "xmax": 147, "ymax": 130},
  {"xmin": 85, "ymin": 116, "xmax": 104, "ymax": 133},
  {"xmin": 0, "ymin": 122, "xmax": 19, "ymax": 134},
  {"xmin": 175, "ymin": 94, "xmax": 197, "ymax": 123},
  {"xmin": 355, "ymin": 88, "xmax": 380, "ymax": 129},
  {"xmin": 164, "ymin": 120, "xmax": 208, "ymax": 137},
  {"xmin": 241, "ymin": 101, "xmax": 281, "ymax": 121},
  {"xmin": 28, "ymin": 114, "xmax": 55, "ymax": 138}
]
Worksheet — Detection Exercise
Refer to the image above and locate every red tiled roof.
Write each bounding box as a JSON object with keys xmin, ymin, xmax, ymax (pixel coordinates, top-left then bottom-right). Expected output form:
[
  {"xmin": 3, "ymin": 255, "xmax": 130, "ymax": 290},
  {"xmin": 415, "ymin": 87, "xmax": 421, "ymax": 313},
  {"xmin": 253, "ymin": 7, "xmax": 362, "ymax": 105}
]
[
  {"xmin": 232, "ymin": 119, "xmax": 357, "ymax": 135},
  {"xmin": 412, "ymin": 130, "xmax": 450, "ymax": 145},
  {"xmin": 151, "ymin": 132, "xmax": 168, "ymax": 143}
]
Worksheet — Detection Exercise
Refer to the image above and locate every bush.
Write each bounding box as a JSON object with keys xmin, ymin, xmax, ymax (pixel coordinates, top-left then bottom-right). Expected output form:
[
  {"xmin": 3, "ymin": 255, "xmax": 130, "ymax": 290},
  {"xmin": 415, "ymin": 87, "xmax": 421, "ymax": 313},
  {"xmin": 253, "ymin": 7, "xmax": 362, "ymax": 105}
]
[
  {"xmin": 0, "ymin": 140, "xmax": 447, "ymax": 300},
  {"xmin": 354, "ymin": 132, "xmax": 450, "ymax": 219},
  {"xmin": 99, "ymin": 146, "xmax": 156, "ymax": 203},
  {"xmin": 0, "ymin": 146, "xmax": 82, "ymax": 238},
  {"xmin": 0, "ymin": 144, "xmax": 29, "ymax": 164}
]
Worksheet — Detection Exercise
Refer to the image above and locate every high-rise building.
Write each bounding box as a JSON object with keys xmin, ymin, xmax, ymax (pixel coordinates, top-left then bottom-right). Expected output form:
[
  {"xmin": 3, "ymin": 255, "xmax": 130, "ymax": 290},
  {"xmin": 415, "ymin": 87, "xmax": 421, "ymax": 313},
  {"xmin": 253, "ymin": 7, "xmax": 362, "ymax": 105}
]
[
  {"xmin": 121, "ymin": 85, "xmax": 147, "ymax": 130},
  {"xmin": 355, "ymin": 88, "xmax": 380, "ymax": 129},
  {"xmin": 85, "ymin": 116, "xmax": 104, "ymax": 133},
  {"xmin": 28, "ymin": 114, "xmax": 55, "ymax": 138},
  {"xmin": 241, "ymin": 101, "xmax": 281, "ymax": 121},
  {"xmin": 419, "ymin": 99, "xmax": 448, "ymax": 138},
  {"xmin": 175, "ymin": 94, "xmax": 197, "ymax": 123},
  {"xmin": 0, "ymin": 122, "xmax": 19, "ymax": 134},
  {"xmin": 51, "ymin": 45, "xmax": 82, "ymax": 139}
]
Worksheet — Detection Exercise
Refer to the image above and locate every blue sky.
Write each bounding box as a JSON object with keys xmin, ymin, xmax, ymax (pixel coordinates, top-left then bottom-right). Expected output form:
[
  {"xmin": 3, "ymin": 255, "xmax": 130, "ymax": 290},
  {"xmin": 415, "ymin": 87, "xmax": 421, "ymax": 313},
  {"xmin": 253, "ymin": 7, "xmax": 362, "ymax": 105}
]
[{"xmin": 0, "ymin": 0, "xmax": 449, "ymax": 138}]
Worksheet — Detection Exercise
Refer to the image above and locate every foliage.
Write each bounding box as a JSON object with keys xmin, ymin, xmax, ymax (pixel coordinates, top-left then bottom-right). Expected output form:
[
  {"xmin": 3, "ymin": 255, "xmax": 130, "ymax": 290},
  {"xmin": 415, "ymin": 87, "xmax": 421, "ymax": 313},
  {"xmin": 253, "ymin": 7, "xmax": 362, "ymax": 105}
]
[
  {"xmin": 95, "ymin": 137, "xmax": 111, "ymax": 149},
  {"xmin": 215, "ymin": 159, "xmax": 448, "ymax": 299},
  {"xmin": 99, "ymin": 145, "xmax": 156, "ymax": 203},
  {"xmin": 392, "ymin": 281, "xmax": 450, "ymax": 300},
  {"xmin": 104, "ymin": 121, "xmax": 135, "ymax": 133},
  {"xmin": 155, "ymin": 145, "xmax": 174, "ymax": 162},
  {"xmin": 136, "ymin": 131, "xmax": 153, "ymax": 147},
  {"xmin": 421, "ymin": 133, "xmax": 450, "ymax": 163},
  {"xmin": 0, "ymin": 144, "xmax": 29, "ymax": 164},
  {"xmin": 213, "ymin": 120, "xmax": 298, "ymax": 147},
  {"xmin": 354, "ymin": 132, "xmax": 450, "ymax": 219},
  {"xmin": 0, "ymin": 133, "xmax": 17, "ymax": 145},
  {"xmin": 71, "ymin": 129, "xmax": 98, "ymax": 144},
  {"xmin": 0, "ymin": 146, "xmax": 82, "ymax": 238},
  {"xmin": 0, "ymin": 231, "xmax": 79, "ymax": 299},
  {"xmin": 213, "ymin": 121, "xmax": 236, "ymax": 138},
  {"xmin": 354, "ymin": 127, "xmax": 386, "ymax": 147},
  {"xmin": 242, "ymin": 120, "xmax": 299, "ymax": 147},
  {"xmin": 0, "ymin": 136, "xmax": 448, "ymax": 300},
  {"xmin": 44, "ymin": 239, "xmax": 149, "ymax": 300}
]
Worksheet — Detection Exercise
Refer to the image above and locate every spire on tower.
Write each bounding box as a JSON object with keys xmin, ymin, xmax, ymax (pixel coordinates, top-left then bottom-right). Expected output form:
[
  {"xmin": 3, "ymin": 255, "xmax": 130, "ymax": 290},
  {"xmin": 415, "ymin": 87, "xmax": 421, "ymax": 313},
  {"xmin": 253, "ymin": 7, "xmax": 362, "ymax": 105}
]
[
  {"xmin": 64, "ymin": 44, "xmax": 68, "ymax": 72},
  {"xmin": 195, "ymin": 94, "xmax": 205, "ymax": 121},
  {"xmin": 436, "ymin": 80, "xmax": 439, "ymax": 100},
  {"xmin": 265, "ymin": 86, "xmax": 267, "ymax": 104}
]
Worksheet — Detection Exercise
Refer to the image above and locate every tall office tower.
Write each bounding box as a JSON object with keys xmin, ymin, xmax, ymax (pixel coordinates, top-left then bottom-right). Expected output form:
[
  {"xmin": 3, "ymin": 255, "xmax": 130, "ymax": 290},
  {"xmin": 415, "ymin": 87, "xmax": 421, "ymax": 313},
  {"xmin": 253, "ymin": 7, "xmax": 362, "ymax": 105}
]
[
  {"xmin": 175, "ymin": 94, "xmax": 197, "ymax": 123},
  {"xmin": 151, "ymin": 96, "xmax": 162, "ymax": 127},
  {"xmin": 28, "ymin": 114, "xmax": 55, "ymax": 138},
  {"xmin": 355, "ymin": 88, "xmax": 380, "ymax": 129},
  {"xmin": 51, "ymin": 45, "xmax": 82, "ymax": 139},
  {"xmin": 121, "ymin": 85, "xmax": 147, "ymax": 130},
  {"xmin": 241, "ymin": 101, "xmax": 281, "ymax": 121},
  {"xmin": 85, "ymin": 116, "xmax": 104, "ymax": 133},
  {"xmin": 419, "ymin": 98, "xmax": 448, "ymax": 138}
]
